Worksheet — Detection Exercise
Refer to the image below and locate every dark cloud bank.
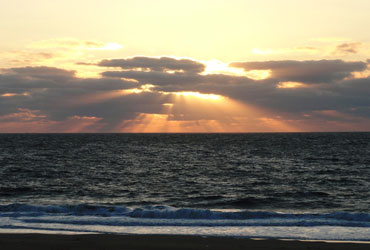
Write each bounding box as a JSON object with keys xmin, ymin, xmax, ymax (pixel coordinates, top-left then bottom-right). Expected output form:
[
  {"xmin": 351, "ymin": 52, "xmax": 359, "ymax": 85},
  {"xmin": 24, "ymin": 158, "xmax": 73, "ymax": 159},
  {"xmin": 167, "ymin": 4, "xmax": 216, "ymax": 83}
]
[
  {"xmin": 98, "ymin": 56, "xmax": 206, "ymax": 73},
  {"xmin": 1, "ymin": 57, "xmax": 370, "ymax": 131}
]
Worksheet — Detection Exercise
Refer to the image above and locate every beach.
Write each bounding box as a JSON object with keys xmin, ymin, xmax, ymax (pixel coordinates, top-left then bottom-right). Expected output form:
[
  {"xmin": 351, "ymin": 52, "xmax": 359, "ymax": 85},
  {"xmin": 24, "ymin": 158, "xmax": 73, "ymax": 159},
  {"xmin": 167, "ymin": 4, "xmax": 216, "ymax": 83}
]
[{"xmin": 1, "ymin": 234, "xmax": 370, "ymax": 250}]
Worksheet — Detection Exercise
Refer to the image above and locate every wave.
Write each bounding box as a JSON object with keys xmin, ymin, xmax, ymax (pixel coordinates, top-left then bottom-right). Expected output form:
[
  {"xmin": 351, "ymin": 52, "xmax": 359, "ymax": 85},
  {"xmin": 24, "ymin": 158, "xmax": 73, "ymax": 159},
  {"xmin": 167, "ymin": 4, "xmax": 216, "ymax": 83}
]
[{"xmin": 1, "ymin": 203, "xmax": 370, "ymax": 228}]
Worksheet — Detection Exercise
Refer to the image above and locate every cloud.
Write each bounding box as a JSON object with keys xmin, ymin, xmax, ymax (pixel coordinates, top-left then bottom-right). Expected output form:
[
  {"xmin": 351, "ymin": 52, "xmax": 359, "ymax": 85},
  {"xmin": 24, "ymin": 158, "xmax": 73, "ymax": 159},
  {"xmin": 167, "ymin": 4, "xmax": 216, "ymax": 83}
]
[
  {"xmin": 1, "ymin": 57, "xmax": 370, "ymax": 132},
  {"xmin": 99, "ymin": 56, "xmax": 206, "ymax": 73},
  {"xmin": 0, "ymin": 108, "xmax": 46, "ymax": 122},
  {"xmin": 0, "ymin": 50, "xmax": 57, "ymax": 68},
  {"xmin": 0, "ymin": 67, "xmax": 138, "ymax": 92},
  {"xmin": 251, "ymin": 46, "xmax": 320, "ymax": 55},
  {"xmin": 230, "ymin": 60, "xmax": 367, "ymax": 84},
  {"xmin": 332, "ymin": 42, "xmax": 362, "ymax": 55},
  {"xmin": 102, "ymin": 70, "xmax": 204, "ymax": 86},
  {"xmin": 29, "ymin": 38, "xmax": 123, "ymax": 51},
  {"xmin": 0, "ymin": 38, "xmax": 126, "ymax": 79},
  {"xmin": 0, "ymin": 66, "xmax": 144, "ymax": 120},
  {"xmin": 6, "ymin": 66, "xmax": 76, "ymax": 80},
  {"xmin": 249, "ymin": 39, "xmax": 370, "ymax": 62},
  {"xmin": 99, "ymin": 57, "xmax": 370, "ymax": 121}
]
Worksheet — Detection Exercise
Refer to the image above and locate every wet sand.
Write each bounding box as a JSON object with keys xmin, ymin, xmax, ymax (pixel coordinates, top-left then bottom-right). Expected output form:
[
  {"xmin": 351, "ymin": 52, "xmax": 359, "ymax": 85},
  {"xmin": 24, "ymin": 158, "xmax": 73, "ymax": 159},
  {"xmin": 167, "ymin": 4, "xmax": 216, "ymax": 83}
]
[{"xmin": 0, "ymin": 234, "xmax": 370, "ymax": 250}]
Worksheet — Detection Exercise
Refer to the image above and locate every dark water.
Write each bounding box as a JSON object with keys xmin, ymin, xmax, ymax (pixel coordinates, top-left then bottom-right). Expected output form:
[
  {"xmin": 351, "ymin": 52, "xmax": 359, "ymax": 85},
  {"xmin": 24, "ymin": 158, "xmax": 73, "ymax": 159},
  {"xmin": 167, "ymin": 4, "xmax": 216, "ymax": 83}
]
[{"xmin": 1, "ymin": 133, "xmax": 370, "ymax": 212}]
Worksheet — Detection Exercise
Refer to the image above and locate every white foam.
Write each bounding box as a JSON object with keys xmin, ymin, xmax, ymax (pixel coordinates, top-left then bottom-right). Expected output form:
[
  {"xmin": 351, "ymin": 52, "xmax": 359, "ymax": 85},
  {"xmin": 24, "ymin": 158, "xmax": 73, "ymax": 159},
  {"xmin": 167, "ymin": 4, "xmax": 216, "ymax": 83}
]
[{"xmin": 2, "ymin": 204, "xmax": 370, "ymax": 241}]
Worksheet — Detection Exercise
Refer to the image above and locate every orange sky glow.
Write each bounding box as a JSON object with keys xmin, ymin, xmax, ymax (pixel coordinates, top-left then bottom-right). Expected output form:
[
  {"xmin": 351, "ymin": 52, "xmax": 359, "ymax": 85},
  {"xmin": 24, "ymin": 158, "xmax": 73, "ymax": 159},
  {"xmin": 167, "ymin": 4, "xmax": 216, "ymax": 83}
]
[{"xmin": 1, "ymin": 1, "xmax": 370, "ymax": 132}]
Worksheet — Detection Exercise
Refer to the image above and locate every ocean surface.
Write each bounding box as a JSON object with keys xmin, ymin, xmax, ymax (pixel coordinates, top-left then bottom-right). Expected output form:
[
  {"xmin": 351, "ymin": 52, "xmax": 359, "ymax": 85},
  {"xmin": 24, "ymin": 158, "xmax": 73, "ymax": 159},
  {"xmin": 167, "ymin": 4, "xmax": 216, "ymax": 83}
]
[{"xmin": 1, "ymin": 133, "xmax": 370, "ymax": 241}]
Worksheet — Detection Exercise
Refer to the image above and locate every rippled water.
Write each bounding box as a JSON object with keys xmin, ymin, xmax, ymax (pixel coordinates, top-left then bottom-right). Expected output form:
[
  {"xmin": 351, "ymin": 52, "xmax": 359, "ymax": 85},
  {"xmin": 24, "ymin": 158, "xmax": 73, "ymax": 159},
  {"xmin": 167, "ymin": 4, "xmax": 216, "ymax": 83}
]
[
  {"xmin": 1, "ymin": 133, "xmax": 370, "ymax": 240},
  {"xmin": 1, "ymin": 133, "xmax": 369, "ymax": 212}
]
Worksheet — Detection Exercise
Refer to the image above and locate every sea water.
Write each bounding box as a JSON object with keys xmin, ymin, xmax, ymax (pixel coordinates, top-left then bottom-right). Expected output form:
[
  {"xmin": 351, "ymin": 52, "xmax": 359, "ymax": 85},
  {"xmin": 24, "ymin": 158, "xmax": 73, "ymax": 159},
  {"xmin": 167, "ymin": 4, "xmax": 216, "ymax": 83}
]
[{"xmin": 0, "ymin": 133, "xmax": 370, "ymax": 241}]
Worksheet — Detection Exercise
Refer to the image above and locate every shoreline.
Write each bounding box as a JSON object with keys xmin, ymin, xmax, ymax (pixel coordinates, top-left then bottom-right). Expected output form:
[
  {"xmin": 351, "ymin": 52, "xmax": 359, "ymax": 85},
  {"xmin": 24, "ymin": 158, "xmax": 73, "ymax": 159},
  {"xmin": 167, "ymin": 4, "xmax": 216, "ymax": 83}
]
[{"xmin": 1, "ymin": 234, "xmax": 370, "ymax": 250}]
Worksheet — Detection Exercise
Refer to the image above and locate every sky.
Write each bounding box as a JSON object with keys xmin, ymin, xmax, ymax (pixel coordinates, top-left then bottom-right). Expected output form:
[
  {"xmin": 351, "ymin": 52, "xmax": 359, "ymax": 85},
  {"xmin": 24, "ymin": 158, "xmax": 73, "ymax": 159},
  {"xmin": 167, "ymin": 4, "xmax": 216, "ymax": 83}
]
[{"xmin": 1, "ymin": 0, "xmax": 370, "ymax": 132}]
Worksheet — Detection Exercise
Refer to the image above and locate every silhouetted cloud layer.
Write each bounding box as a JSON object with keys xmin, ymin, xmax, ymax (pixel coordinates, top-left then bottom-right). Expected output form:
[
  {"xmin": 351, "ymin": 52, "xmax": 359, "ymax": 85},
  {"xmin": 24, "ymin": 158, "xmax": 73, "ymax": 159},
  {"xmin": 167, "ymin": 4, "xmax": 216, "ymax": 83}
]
[
  {"xmin": 99, "ymin": 57, "xmax": 205, "ymax": 73},
  {"xmin": 0, "ymin": 66, "xmax": 148, "ymax": 123},
  {"xmin": 1, "ymin": 57, "xmax": 370, "ymax": 132},
  {"xmin": 230, "ymin": 60, "xmax": 367, "ymax": 83}
]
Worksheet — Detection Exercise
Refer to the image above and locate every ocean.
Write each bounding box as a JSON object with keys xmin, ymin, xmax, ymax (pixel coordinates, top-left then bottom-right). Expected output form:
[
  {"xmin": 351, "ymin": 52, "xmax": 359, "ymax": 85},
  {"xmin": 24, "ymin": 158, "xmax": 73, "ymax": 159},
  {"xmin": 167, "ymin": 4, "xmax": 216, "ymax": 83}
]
[{"xmin": 1, "ymin": 133, "xmax": 370, "ymax": 241}]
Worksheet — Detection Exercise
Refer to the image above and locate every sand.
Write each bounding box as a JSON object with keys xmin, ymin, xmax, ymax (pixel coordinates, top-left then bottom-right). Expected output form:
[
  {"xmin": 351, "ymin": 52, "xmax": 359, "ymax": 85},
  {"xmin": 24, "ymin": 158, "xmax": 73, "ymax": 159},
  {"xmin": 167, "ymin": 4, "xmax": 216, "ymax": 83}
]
[{"xmin": 0, "ymin": 234, "xmax": 370, "ymax": 250}]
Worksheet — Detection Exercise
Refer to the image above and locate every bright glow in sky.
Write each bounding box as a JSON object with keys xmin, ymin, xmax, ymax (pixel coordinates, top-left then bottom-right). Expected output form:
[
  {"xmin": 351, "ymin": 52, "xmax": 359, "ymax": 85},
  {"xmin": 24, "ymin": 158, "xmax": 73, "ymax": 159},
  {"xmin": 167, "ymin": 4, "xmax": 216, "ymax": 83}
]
[
  {"xmin": 0, "ymin": 0, "xmax": 370, "ymax": 132},
  {"xmin": 2, "ymin": 0, "xmax": 370, "ymax": 61}
]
